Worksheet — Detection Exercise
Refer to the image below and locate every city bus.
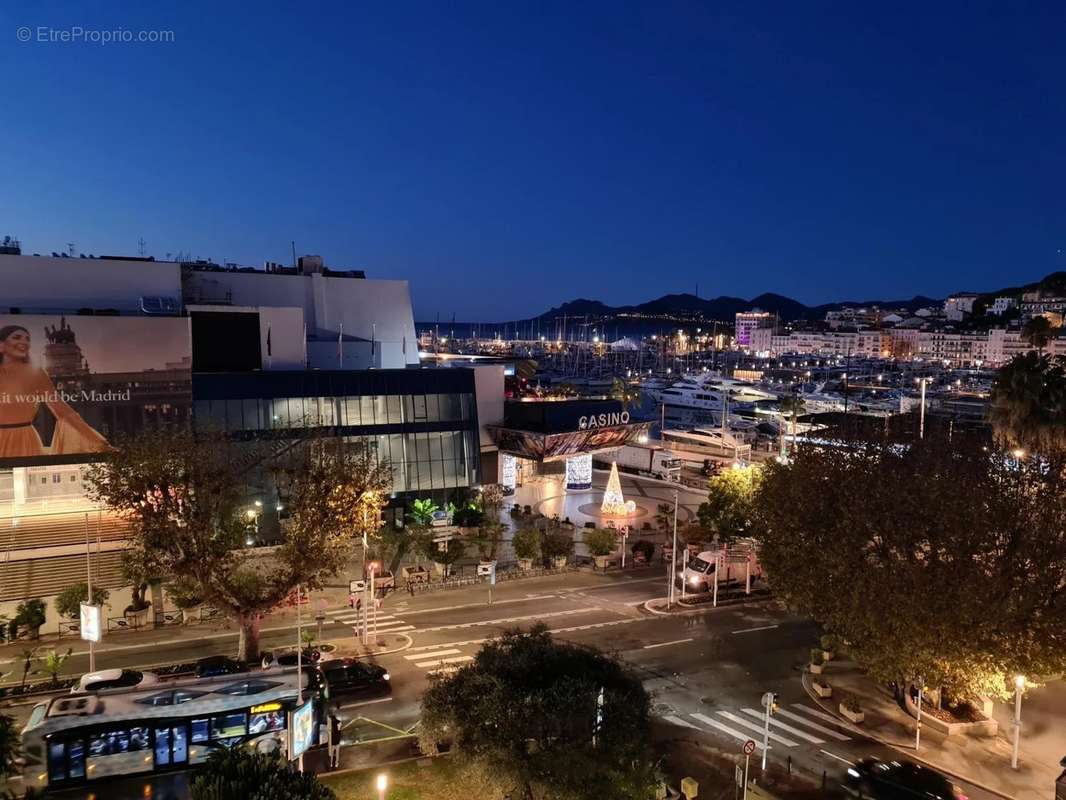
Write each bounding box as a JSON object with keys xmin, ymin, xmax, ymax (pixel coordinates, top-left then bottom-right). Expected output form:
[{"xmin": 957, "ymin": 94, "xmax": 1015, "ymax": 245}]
[{"xmin": 20, "ymin": 666, "xmax": 317, "ymax": 792}]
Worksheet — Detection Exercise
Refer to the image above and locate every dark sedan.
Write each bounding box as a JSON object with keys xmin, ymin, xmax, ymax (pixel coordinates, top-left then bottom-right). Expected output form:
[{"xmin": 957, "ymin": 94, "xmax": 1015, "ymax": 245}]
[
  {"xmin": 845, "ymin": 758, "xmax": 966, "ymax": 800},
  {"xmin": 317, "ymin": 658, "xmax": 391, "ymax": 703}
]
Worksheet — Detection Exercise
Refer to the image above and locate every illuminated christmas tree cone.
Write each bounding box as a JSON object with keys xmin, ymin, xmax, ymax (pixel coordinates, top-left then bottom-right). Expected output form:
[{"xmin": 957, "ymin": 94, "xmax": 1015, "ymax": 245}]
[{"xmin": 600, "ymin": 462, "xmax": 629, "ymax": 516}]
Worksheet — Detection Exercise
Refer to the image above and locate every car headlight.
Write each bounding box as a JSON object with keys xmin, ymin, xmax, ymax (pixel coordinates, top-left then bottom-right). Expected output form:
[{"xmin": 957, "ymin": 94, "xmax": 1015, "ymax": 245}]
[
  {"xmin": 382, "ymin": 673, "xmax": 390, "ymax": 681},
  {"xmin": 846, "ymin": 768, "xmax": 860, "ymax": 779},
  {"xmin": 689, "ymin": 576, "xmax": 700, "ymax": 585}
]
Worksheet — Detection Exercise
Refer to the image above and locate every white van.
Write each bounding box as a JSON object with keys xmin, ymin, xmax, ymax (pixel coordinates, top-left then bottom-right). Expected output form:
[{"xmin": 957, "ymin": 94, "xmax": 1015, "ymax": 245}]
[{"xmin": 680, "ymin": 551, "xmax": 719, "ymax": 592}]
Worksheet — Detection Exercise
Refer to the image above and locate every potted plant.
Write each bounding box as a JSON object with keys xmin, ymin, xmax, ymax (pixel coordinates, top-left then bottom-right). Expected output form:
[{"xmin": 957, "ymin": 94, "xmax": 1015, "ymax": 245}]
[
  {"xmin": 541, "ymin": 529, "xmax": 574, "ymax": 569},
  {"xmin": 820, "ymin": 633, "xmax": 836, "ymax": 662},
  {"xmin": 512, "ymin": 528, "xmax": 541, "ymax": 571},
  {"xmin": 166, "ymin": 578, "xmax": 205, "ymax": 625},
  {"xmin": 809, "ymin": 648, "xmax": 826, "ymax": 675},
  {"xmin": 43, "ymin": 648, "xmax": 73, "ymax": 688},
  {"xmin": 584, "ymin": 528, "xmax": 618, "ymax": 570},
  {"xmin": 124, "ymin": 583, "xmax": 153, "ymax": 629},
  {"xmin": 839, "ymin": 696, "xmax": 864, "ymax": 724},
  {"xmin": 813, "ymin": 680, "xmax": 832, "ymax": 698},
  {"xmin": 12, "ymin": 599, "xmax": 46, "ymax": 640},
  {"xmin": 631, "ymin": 539, "xmax": 655, "ymax": 565},
  {"xmin": 54, "ymin": 583, "xmax": 109, "ymax": 624}
]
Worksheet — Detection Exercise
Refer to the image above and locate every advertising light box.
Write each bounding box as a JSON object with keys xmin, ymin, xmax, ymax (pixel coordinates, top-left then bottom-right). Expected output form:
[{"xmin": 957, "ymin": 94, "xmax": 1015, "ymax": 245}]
[{"xmin": 0, "ymin": 315, "xmax": 191, "ymax": 466}]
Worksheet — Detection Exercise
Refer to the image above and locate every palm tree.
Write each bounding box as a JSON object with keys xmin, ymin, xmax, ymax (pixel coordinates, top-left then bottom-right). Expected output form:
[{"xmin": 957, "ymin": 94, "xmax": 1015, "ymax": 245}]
[
  {"xmin": 0, "ymin": 714, "xmax": 21, "ymax": 782},
  {"xmin": 408, "ymin": 498, "xmax": 439, "ymax": 528},
  {"xmin": 1022, "ymin": 315, "xmax": 1054, "ymax": 354},
  {"xmin": 43, "ymin": 648, "xmax": 72, "ymax": 688},
  {"xmin": 989, "ymin": 351, "xmax": 1066, "ymax": 453},
  {"xmin": 778, "ymin": 394, "xmax": 807, "ymax": 457}
]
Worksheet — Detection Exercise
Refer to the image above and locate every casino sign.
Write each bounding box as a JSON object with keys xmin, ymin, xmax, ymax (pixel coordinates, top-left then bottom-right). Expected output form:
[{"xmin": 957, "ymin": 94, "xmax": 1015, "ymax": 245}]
[{"xmin": 487, "ymin": 399, "xmax": 649, "ymax": 462}]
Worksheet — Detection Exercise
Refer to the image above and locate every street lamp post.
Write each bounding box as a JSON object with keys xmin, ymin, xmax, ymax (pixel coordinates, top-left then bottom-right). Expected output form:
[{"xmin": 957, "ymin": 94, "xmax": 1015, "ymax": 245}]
[
  {"xmin": 296, "ymin": 582, "xmax": 304, "ymax": 773},
  {"xmin": 916, "ymin": 378, "xmax": 929, "ymax": 439},
  {"xmin": 915, "ymin": 677, "xmax": 923, "ymax": 751},
  {"xmin": 1012, "ymin": 675, "xmax": 1025, "ymax": 769},
  {"xmin": 376, "ymin": 772, "xmax": 388, "ymax": 800},
  {"xmin": 667, "ymin": 491, "xmax": 678, "ymax": 608}
]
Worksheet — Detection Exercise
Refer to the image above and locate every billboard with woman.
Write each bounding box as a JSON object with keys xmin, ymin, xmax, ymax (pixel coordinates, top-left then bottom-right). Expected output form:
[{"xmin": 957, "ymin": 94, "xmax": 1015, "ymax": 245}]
[{"xmin": 0, "ymin": 315, "xmax": 191, "ymax": 466}]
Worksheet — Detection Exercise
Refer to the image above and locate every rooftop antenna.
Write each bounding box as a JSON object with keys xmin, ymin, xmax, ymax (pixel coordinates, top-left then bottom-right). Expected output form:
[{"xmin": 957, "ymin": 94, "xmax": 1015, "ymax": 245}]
[
  {"xmin": 138, "ymin": 237, "xmax": 146, "ymax": 257},
  {"xmin": 291, "ymin": 241, "xmax": 297, "ymax": 269}
]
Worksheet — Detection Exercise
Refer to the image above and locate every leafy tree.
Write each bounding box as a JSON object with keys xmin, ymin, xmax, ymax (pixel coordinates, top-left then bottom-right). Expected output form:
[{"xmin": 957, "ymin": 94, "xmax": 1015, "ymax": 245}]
[
  {"xmin": 165, "ymin": 577, "xmax": 205, "ymax": 610},
  {"xmin": 86, "ymin": 427, "xmax": 391, "ymax": 661},
  {"xmin": 0, "ymin": 714, "xmax": 21, "ymax": 783},
  {"xmin": 54, "ymin": 583, "xmax": 109, "ymax": 620},
  {"xmin": 989, "ymin": 351, "xmax": 1066, "ymax": 454},
  {"xmin": 697, "ymin": 465, "xmax": 761, "ymax": 542},
  {"xmin": 420, "ymin": 625, "xmax": 658, "ymax": 800},
  {"xmin": 512, "ymin": 528, "xmax": 541, "ymax": 561},
  {"xmin": 479, "ymin": 483, "xmax": 505, "ymax": 522},
  {"xmin": 43, "ymin": 648, "xmax": 72, "ymax": 687},
  {"xmin": 541, "ymin": 529, "xmax": 574, "ymax": 563},
  {"xmin": 754, "ymin": 426, "xmax": 1066, "ymax": 700},
  {"xmin": 415, "ymin": 531, "xmax": 466, "ymax": 576},
  {"xmin": 1022, "ymin": 314, "xmax": 1054, "ymax": 353},
  {"xmin": 610, "ymin": 378, "xmax": 639, "ymax": 412},
  {"xmin": 12, "ymin": 599, "xmax": 45, "ymax": 638},
  {"xmin": 190, "ymin": 747, "xmax": 335, "ymax": 800},
  {"xmin": 583, "ymin": 528, "xmax": 618, "ymax": 558},
  {"xmin": 408, "ymin": 498, "xmax": 440, "ymax": 527},
  {"xmin": 654, "ymin": 502, "xmax": 674, "ymax": 533}
]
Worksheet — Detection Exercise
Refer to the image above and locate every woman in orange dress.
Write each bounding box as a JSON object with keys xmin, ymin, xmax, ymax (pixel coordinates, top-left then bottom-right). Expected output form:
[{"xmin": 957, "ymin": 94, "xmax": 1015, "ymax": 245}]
[{"xmin": 0, "ymin": 325, "xmax": 110, "ymax": 458}]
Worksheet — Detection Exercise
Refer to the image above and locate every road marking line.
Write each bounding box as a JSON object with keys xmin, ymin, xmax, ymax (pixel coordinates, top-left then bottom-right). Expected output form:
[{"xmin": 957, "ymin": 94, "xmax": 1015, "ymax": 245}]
[
  {"xmin": 662, "ymin": 715, "xmax": 700, "ymax": 730},
  {"xmin": 820, "ymin": 749, "xmax": 852, "ymax": 766},
  {"xmin": 719, "ymin": 711, "xmax": 799, "ymax": 746},
  {"xmin": 731, "ymin": 624, "xmax": 779, "ymax": 634},
  {"xmin": 559, "ymin": 576, "xmax": 665, "ymax": 591},
  {"xmin": 404, "ymin": 649, "xmax": 460, "ymax": 660},
  {"xmin": 774, "ymin": 708, "xmax": 850, "ymax": 740},
  {"xmin": 406, "ymin": 638, "xmax": 489, "ymax": 652},
  {"xmin": 415, "ymin": 656, "xmax": 473, "ymax": 668},
  {"xmin": 790, "ymin": 704, "xmax": 850, "ymax": 727},
  {"xmin": 643, "ymin": 638, "xmax": 693, "ymax": 649},
  {"xmin": 399, "ymin": 595, "xmax": 556, "ymax": 616},
  {"xmin": 419, "ymin": 607, "xmax": 600, "ymax": 632},
  {"xmin": 690, "ymin": 713, "xmax": 755, "ymax": 746},
  {"xmin": 741, "ymin": 709, "xmax": 824, "ymax": 744},
  {"xmin": 362, "ymin": 624, "xmax": 415, "ymax": 633},
  {"xmin": 342, "ymin": 696, "xmax": 394, "ymax": 709}
]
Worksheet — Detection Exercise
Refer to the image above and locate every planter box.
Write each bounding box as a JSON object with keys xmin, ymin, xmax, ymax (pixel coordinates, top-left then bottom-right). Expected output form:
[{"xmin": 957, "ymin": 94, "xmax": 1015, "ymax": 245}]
[
  {"xmin": 593, "ymin": 555, "xmax": 610, "ymax": 570},
  {"xmin": 125, "ymin": 607, "xmax": 152, "ymax": 629},
  {"xmin": 518, "ymin": 558, "xmax": 533, "ymax": 571},
  {"xmin": 839, "ymin": 704, "xmax": 864, "ymax": 724},
  {"xmin": 813, "ymin": 682, "xmax": 832, "ymax": 698},
  {"xmin": 822, "ymin": 650, "xmax": 834, "ymax": 662},
  {"xmin": 181, "ymin": 605, "xmax": 203, "ymax": 625},
  {"xmin": 903, "ymin": 693, "xmax": 999, "ymax": 737},
  {"xmin": 809, "ymin": 661, "xmax": 824, "ymax": 675},
  {"xmin": 553, "ymin": 556, "xmax": 568, "ymax": 569}
]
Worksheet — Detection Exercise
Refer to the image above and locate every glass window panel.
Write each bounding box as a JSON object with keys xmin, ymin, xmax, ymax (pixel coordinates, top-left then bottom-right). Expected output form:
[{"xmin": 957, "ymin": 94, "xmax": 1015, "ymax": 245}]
[
  {"xmin": 373, "ymin": 396, "xmax": 388, "ymax": 425},
  {"xmin": 415, "ymin": 434, "xmax": 431, "ymax": 462},
  {"xmin": 424, "ymin": 394, "xmax": 440, "ymax": 422},
  {"xmin": 67, "ymin": 739, "xmax": 85, "ymax": 779},
  {"xmin": 438, "ymin": 394, "xmax": 460, "ymax": 421},
  {"xmin": 410, "ymin": 395, "xmax": 428, "ymax": 420},
  {"xmin": 154, "ymin": 728, "xmax": 171, "ymax": 766},
  {"xmin": 225, "ymin": 400, "xmax": 244, "ymax": 430},
  {"xmin": 386, "ymin": 395, "xmax": 402, "ymax": 424},
  {"xmin": 249, "ymin": 711, "xmax": 286, "ymax": 735},
  {"xmin": 191, "ymin": 719, "xmax": 209, "ymax": 743},
  {"xmin": 344, "ymin": 397, "xmax": 360, "ymax": 426},
  {"xmin": 48, "ymin": 741, "xmax": 66, "ymax": 782},
  {"xmin": 242, "ymin": 399, "xmax": 261, "ymax": 430},
  {"xmin": 210, "ymin": 712, "xmax": 248, "ymax": 739},
  {"xmin": 361, "ymin": 396, "xmax": 376, "ymax": 425}
]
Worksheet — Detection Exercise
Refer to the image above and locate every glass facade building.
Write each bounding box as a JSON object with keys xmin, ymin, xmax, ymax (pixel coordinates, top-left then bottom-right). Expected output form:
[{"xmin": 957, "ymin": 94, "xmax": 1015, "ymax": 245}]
[{"xmin": 192, "ymin": 369, "xmax": 480, "ymax": 499}]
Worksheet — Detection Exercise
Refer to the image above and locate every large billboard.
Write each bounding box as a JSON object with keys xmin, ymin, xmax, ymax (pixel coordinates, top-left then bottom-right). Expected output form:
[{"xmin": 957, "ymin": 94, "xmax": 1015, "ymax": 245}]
[{"xmin": 0, "ymin": 315, "xmax": 191, "ymax": 466}]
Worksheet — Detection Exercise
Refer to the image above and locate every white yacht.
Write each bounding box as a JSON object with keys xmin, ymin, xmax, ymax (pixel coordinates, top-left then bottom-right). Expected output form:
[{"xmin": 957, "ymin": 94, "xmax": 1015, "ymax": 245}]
[{"xmin": 655, "ymin": 372, "xmax": 777, "ymax": 425}]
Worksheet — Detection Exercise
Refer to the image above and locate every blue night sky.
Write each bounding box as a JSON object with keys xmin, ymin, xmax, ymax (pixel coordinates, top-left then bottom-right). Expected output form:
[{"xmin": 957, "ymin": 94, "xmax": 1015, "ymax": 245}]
[{"xmin": 1, "ymin": 1, "xmax": 1063, "ymax": 320}]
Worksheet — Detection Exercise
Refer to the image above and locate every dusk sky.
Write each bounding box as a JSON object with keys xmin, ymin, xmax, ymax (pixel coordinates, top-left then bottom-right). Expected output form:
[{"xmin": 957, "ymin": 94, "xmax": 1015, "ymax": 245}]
[{"xmin": 2, "ymin": 1, "xmax": 1062, "ymax": 320}]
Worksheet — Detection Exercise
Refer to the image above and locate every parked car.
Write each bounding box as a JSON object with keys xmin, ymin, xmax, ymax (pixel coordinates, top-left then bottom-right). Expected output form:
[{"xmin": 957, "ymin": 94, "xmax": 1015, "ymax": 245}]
[
  {"xmin": 267, "ymin": 647, "xmax": 325, "ymax": 668},
  {"xmin": 195, "ymin": 655, "xmax": 249, "ymax": 678},
  {"xmin": 844, "ymin": 757, "xmax": 967, "ymax": 799},
  {"xmin": 316, "ymin": 657, "xmax": 390, "ymax": 702},
  {"xmin": 679, "ymin": 551, "xmax": 719, "ymax": 592},
  {"xmin": 72, "ymin": 669, "xmax": 160, "ymax": 694}
]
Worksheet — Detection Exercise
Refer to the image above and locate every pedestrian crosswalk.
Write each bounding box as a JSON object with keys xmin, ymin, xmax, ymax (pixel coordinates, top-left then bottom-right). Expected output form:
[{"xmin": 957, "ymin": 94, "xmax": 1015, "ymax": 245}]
[
  {"xmin": 662, "ymin": 703, "xmax": 852, "ymax": 752},
  {"xmin": 329, "ymin": 610, "xmax": 416, "ymax": 636},
  {"xmin": 403, "ymin": 642, "xmax": 476, "ymax": 675}
]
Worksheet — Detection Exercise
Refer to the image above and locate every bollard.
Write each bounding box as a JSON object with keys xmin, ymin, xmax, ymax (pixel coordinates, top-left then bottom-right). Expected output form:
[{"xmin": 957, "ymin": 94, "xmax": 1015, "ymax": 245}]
[
  {"xmin": 787, "ymin": 755, "xmax": 791, "ymax": 775},
  {"xmin": 822, "ymin": 770, "xmax": 827, "ymax": 789}
]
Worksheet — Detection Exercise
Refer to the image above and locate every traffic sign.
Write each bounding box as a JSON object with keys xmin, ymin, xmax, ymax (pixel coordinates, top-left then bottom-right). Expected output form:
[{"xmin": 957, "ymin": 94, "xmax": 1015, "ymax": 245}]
[
  {"xmin": 349, "ymin": 579, "xmax": 366, "ymax": 594},
  {"xmin": 742, "ymin": 739, "xmax": 756, "ymax": 755}
]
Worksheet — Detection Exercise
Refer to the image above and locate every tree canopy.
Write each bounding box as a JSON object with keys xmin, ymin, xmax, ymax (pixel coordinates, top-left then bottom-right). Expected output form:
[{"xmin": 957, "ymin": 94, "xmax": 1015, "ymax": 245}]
[
  {"xmin": 989, "ymin": 351, "xmax": 1066, "ymax": 454},
  {"xmin": 697, "ymin": 464, "xmax": 762, "ymax": 543},
  {"xmin": 754, "ymin": 426, "xmax": 1066, "ymax": 699},
  {"xmin": 190, "ymin": 748, "xmax": 335, "ymax": 800},
  {"xmin": 420, "ymin": 625, "xmax": 658, "ymax": 800},
  {"xmin": 86, "ymin": 426, "xmax": 391, "ymax": 660}
]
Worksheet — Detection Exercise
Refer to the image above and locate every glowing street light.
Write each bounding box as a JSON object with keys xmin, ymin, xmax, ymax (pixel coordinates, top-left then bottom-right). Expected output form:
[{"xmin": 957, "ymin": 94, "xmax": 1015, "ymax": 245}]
[
  {"xmin": 376, "ymin": 772, "xmax": 388, "ymax": 800},
  {"xmin": 1012, "ymin": 675, "xmax": 1026, "ymax": 769}
]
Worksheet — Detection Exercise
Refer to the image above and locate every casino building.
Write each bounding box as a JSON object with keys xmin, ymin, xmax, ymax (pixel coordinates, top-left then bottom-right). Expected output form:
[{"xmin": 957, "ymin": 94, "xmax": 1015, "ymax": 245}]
[{"xmin": 0, "ymin": 248, "xmax": 643, "ymax": 628}]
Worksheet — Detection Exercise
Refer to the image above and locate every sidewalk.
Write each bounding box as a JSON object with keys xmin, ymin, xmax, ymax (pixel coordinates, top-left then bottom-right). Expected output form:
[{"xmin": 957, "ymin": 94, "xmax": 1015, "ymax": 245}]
[{"xmin": 801, "ymin": 657, "xmax": 1061, "ymax": 799}]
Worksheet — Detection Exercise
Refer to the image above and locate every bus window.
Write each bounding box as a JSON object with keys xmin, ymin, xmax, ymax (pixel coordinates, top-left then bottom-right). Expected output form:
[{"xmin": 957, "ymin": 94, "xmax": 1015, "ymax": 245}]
[
  {"xmin": 67, "ymin": 739, "xmax": 85, "ymax": 779},
  {"xmin": 171, "ymin": 726, "xmax": 188, "ymax": 764},
  {"xmin": 154, "ymin": 728, "xmax": 171, "ymax": 766},
  {"xmin": 191, "ymin": 719, "xmax": 209, "ymax": 743},
  {"xmin": 210, "ymin": 712, "xmax": 247, "ymax": 739},
  {"xmin": 47, "ymin": 741, "xmax": 65, "ymax": 782}
]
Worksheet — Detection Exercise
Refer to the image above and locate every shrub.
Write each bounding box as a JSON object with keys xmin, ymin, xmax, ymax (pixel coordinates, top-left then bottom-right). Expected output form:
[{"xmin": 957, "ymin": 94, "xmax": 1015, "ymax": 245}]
[
  {"xmin": 190, "ymin": 747, "xmax": 335, "ymax": 800},
  {"xmin": 541, "ymin": 530, "xmax": 574, "ymax": 560},
  {"xmin": 165, "ymin": 578, "xmax": 205, "ymax": 610},
  {"xmin": 810, "ymin": 648, "xmax": 825, "ymax": 665},
  {"xmin": 843, "ymin": 696, "xmax": 862, "ymax": 713},
  {"xmin": 820, "ymin": 633, "xmax": 836, "ymax": 652},
  {"xmin": 512, "ymin": 528, "xmax": 541, "ymax": 561},
  {"xmin": 54, "ymin": 583, "xmax": 110, "ymax": 620},
  {"xmin": 14, "ymin": 600, "xmax": 46, "ymax": 632},
  {"xmin": 584, "ymin": 528, "xmax": 618, "ymax": 557},
  {"xmin": 631, "ymin": 539, "xmax": 655, "ymax": 562}
]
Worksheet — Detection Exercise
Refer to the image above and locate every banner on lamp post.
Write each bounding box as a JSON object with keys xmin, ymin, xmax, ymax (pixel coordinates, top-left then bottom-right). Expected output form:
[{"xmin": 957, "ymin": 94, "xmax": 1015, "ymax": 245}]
[{"xmin": 80, "ymin": 603, "xmax": 102, "ymax": 642}]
